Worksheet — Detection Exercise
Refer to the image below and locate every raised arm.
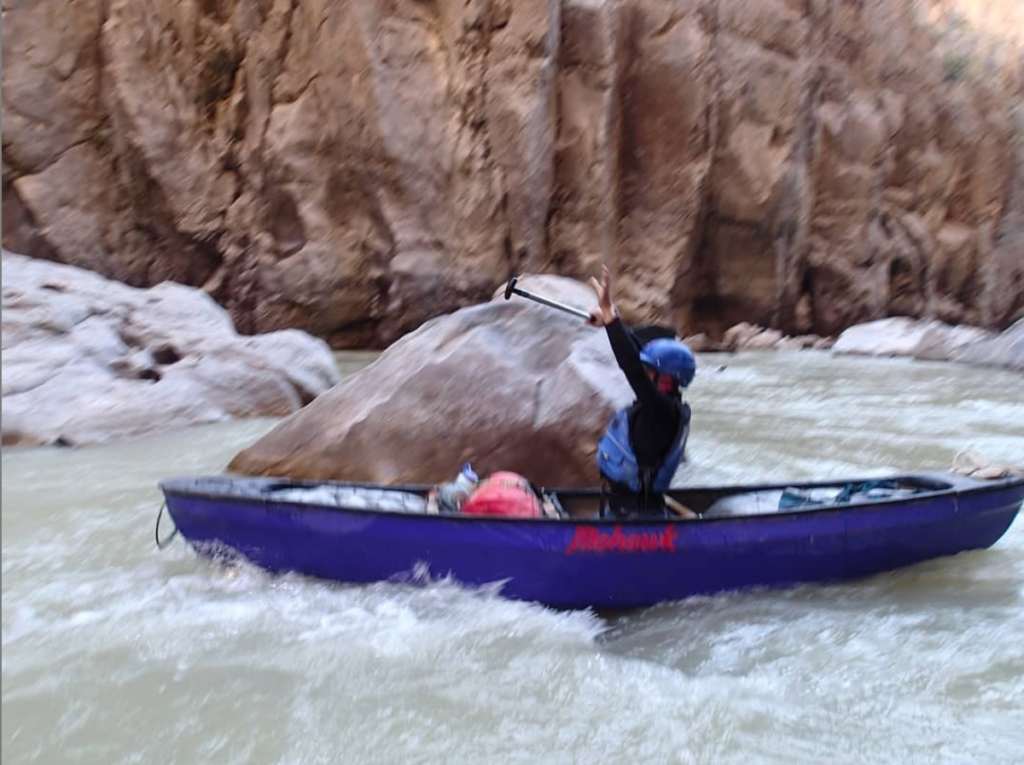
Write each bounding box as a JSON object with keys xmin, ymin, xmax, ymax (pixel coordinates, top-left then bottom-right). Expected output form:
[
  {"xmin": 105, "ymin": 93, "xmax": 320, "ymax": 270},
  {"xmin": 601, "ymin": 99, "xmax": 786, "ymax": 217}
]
[{"xmin": 588, "ymin": 267, "xmax": 671, "ymax": 409}]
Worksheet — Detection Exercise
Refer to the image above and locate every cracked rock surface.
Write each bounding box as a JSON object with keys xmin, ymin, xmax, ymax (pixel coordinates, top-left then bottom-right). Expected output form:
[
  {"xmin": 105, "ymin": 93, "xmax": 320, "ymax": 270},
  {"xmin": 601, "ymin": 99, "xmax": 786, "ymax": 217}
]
[{"xmin": 2, "ymin": 0, "xmax": 1022, "ymax": 347}]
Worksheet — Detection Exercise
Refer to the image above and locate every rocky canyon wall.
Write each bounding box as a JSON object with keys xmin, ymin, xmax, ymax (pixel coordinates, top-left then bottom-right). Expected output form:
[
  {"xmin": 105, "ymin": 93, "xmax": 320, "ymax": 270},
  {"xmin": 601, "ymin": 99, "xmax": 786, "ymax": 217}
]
[{"xmin": 3, "ymin": 0, "xmax": 1022, "ymax": 346}]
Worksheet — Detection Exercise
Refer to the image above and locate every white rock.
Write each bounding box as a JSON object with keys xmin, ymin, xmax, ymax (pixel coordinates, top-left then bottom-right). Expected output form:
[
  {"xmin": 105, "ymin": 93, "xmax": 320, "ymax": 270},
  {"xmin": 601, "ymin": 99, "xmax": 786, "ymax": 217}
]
[
  {"xmin": 833, "ymin": 317, "xmax": 938, "ymax": 357},
  {"xmin": 833, "ymin": 316, "xmax": 1020, "ymax": 371},
  {"xmin": 953, "ymin": 319, "xmax": 1024, "ymax": 372},
  {"xmin": 1, "ymin": 250, "xmax": 341, "ymax": 446}
]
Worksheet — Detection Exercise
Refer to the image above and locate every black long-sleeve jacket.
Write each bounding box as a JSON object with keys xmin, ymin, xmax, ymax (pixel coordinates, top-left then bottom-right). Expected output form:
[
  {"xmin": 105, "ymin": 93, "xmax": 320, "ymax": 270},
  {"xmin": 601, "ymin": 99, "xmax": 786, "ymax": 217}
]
[{"xmin": 604, "ymin": 317, "xmax": 690, "ymax": 475}]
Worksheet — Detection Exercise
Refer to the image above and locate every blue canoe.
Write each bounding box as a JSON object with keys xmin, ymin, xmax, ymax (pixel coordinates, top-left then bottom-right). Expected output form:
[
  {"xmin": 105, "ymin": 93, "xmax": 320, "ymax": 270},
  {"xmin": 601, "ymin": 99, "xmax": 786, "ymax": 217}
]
[{"xmin": 158, "ymin": 472, "xmax": 1024, "ymax": 609}]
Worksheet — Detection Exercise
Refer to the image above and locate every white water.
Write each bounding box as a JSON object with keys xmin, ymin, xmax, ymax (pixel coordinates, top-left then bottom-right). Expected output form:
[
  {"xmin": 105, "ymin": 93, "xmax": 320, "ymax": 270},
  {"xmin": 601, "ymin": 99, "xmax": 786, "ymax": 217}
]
[{"xmin": 3, "ymin": 352, "xmax": 1023, "ymax": 764}]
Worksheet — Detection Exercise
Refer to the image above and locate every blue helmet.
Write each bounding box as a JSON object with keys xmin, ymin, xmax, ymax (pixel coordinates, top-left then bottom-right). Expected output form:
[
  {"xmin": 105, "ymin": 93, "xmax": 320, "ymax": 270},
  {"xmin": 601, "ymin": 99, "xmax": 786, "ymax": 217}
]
[{"xmin": 640, "ymin": 338, "xmax": 696, "ymax": 387}]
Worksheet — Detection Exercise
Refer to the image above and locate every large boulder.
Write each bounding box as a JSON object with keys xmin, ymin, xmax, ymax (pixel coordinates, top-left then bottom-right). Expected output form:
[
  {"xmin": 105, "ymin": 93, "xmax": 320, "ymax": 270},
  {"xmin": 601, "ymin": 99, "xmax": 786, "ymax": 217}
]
[
  {"xmin": 228, "ymin": 275, "xmax": 634, "ymax": 487},
  {"xmin": 1, "ymin": 251, "xmax": 339, "ymax": 446}
]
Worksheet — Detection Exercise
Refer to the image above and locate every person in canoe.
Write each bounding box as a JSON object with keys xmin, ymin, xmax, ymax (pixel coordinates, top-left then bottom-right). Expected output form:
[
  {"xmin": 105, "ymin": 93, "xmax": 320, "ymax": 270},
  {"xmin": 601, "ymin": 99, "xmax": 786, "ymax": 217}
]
[{"xmin": 587, "ymin": 265, "xmax": 695, "ymax": 518}]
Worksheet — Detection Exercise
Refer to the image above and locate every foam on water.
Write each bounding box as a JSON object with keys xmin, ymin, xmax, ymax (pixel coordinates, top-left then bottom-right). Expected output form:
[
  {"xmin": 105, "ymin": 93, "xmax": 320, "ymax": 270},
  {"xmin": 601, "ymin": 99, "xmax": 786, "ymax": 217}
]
[{"xmin": 3, "ymin": 353, "xmax": 1023, "ymax": 764}]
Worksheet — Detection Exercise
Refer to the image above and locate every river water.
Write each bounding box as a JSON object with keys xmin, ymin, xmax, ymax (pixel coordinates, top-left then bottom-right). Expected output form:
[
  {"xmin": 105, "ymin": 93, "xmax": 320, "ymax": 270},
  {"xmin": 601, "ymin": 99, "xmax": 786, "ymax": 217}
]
[{"xmin": 3, "ymin": 351, "xmax": 1023, "ymax": 764}]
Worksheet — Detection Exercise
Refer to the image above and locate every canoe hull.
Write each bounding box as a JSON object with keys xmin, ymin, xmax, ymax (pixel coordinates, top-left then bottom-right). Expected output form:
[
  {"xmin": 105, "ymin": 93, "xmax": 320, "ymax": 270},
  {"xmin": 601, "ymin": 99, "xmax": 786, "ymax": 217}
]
[{"xmin": 161, "ymin": 473, "xmax": 1023, "ymax": 609}]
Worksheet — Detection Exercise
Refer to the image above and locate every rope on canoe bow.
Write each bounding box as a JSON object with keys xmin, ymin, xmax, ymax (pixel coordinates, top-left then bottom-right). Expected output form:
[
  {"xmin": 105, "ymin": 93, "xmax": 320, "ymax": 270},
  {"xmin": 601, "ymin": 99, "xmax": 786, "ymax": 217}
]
[{"xmin": 155, "ymin": 502, "xmax": 179, "ymax": 550}]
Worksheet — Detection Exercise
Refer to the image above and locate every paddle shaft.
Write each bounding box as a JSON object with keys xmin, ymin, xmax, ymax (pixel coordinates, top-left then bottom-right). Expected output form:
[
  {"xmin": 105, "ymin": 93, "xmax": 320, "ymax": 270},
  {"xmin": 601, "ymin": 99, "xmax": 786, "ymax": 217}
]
[
  {"xmin": 503, "ymin": 276, "xmax": 591, "ymax": 320},
  {"xmin": 665, "ymin": 495, "xmax": 698, "ymax": 519}
]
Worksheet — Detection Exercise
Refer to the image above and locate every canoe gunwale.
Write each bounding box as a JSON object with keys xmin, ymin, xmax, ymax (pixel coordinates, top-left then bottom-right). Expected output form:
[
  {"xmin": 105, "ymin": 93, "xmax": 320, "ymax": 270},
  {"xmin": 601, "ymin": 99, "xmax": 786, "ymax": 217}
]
[{"xmin": 159, "ymin": 471, "xmax": 1024, "ymax": 526}]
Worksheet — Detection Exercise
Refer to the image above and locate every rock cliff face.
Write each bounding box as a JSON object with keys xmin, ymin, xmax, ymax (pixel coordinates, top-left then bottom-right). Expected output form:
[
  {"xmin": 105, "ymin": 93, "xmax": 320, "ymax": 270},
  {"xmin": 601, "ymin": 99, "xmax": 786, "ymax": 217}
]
[{"xmin": 4, "ymin": 0, "xmax": 1022, "ymax": 347}]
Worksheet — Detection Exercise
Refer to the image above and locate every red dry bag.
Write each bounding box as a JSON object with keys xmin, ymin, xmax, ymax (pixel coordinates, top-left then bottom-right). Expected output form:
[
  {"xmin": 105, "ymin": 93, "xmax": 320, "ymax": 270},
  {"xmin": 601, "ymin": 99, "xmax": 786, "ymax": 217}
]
[{"xmin": 461, "ymin": 472, "xmax": 542, "ymax": 518}]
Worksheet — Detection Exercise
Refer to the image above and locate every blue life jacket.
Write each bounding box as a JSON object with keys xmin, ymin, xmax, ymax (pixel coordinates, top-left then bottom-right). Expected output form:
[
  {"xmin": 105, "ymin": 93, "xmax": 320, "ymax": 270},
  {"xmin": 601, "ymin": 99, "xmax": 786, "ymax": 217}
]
[{"xmin": 597, "ymin": 402, "xmax": 689, "ymax": 493}]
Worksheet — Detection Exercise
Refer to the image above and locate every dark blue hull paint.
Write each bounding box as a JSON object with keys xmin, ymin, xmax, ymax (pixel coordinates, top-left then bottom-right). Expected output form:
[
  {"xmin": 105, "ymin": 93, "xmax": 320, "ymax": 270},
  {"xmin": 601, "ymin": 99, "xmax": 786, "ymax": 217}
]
[{"xmin": 159, "ymin": 473, "xmax": 1024, "ymax": 609}]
